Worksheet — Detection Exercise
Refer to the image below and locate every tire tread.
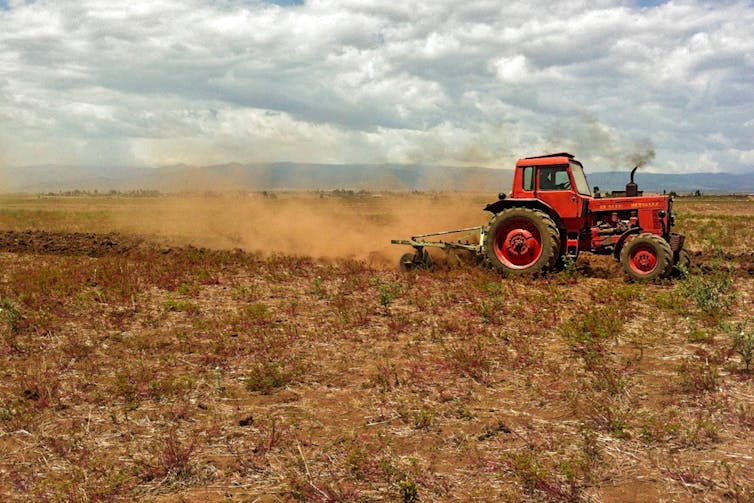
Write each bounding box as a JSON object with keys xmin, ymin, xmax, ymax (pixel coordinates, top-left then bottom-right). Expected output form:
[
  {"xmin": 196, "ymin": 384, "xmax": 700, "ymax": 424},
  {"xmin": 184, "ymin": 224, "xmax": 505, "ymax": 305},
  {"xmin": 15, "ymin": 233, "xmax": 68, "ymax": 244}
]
[
  {"xmin": 484, "ymin": 207, "xmax": 561, "ymax": 276},
  {"xmin": 619, "ymin": 233, "xmax": 673, "ymax": 281}
]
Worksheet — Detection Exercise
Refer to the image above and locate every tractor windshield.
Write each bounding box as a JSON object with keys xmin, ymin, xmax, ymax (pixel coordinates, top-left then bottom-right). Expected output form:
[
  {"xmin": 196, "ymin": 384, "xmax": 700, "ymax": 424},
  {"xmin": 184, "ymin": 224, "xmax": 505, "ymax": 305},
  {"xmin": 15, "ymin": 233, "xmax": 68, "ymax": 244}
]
[{"xmin": 570, "ymin": 163, "xmax": 591, "ymax": 196}]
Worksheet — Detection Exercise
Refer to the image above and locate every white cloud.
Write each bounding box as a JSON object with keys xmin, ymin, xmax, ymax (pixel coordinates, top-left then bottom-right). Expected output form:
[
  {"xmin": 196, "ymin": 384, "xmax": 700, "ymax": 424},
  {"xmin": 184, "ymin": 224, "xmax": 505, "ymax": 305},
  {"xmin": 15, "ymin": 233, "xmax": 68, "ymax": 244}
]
[
  {"xmin": 493, "ymin": 55, "xmax": 529, "ymax": 83},
  {"xmin": 0, "ymin": 0, "xmax": 752, "ymax": 173}
]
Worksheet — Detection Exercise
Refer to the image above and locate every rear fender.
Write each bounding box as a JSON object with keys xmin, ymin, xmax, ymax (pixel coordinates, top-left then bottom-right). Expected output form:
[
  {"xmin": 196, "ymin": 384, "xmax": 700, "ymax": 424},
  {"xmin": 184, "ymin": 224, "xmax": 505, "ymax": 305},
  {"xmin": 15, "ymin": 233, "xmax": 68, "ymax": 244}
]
[{"xmin": 613, "ymin": 228, "xmax": 642, "ymax": 261}]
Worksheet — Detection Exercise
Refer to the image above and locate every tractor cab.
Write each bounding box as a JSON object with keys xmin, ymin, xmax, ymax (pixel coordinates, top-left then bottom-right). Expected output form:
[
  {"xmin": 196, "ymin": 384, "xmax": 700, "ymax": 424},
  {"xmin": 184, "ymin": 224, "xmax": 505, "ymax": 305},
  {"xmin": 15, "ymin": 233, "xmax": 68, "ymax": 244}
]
[
  {"xmin": 510, "ymin": 153, "xmax": 590, "ymax": 196},
  {"xmin": 508, "ymin": 153, "xmax": 591, "ymax": 225}
]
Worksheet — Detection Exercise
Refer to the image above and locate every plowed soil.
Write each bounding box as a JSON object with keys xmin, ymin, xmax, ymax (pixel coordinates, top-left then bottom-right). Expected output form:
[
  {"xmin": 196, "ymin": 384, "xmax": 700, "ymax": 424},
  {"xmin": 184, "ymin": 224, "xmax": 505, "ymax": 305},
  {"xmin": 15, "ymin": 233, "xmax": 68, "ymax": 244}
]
[{"xmin": 0, "ymin": 230, "xmax": 145, "ymax": 257}]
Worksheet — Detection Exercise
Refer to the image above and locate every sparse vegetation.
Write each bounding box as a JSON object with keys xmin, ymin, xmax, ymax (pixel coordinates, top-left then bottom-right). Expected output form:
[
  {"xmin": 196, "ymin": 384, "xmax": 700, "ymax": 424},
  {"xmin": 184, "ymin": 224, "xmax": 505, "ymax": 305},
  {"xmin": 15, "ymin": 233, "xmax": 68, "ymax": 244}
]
[
  {"xmin": 679, "ymin": 265, "xmax": 736, "ymax": 319},
  {"xmin": 0, "ymin": 193, "xmax": 752, "ymax": 501}
]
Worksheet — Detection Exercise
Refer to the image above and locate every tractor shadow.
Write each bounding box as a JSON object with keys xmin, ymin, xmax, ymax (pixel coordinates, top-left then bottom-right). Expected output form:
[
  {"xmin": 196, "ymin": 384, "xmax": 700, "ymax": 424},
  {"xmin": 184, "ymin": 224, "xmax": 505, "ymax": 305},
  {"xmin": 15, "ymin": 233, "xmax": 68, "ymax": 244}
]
[{"xmin": 574, "ymin": 255, "xmax": 622, "ymax": 279}]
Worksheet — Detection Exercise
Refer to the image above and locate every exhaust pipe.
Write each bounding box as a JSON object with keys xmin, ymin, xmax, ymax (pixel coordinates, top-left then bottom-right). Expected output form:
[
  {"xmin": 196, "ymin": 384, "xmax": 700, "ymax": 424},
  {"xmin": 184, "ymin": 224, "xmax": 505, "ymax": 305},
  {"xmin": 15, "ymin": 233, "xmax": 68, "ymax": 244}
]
[{"xmin": 625, "ymin": 165, "xmax": 639, "ymax": 197}]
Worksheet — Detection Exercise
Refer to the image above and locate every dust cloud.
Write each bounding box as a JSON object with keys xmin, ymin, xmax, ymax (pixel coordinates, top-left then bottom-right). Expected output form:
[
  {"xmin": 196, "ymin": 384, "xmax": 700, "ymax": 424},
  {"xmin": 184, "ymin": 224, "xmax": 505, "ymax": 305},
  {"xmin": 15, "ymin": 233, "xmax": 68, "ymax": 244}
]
[
  {"xmin": 109, "ymin": 192, "xmax": 494, "ymax": 265},
  {"xmin": 0, "ymin": 134, "xmax": 7, "ymax": 192}
]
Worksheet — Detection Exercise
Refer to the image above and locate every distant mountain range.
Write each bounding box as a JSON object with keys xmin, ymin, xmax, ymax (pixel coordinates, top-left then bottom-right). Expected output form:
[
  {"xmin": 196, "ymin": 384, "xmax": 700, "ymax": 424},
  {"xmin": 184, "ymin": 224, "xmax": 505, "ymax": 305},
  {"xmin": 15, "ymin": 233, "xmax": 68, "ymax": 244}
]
[{"xmin": 1, "ymin": 162, "xmax": 753, "ymax": 194}]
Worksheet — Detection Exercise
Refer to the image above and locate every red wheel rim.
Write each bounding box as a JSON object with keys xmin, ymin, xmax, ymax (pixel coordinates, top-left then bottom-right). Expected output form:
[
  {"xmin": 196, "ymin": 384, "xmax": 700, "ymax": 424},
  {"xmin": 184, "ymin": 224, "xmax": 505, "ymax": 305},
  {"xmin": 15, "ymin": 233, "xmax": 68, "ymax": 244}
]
[
  {"xmin": 493, "ymin": 217, "xmax": 543, "ymax": 269},
  {"xmin": 628, "ymin": 244, "xmax": 658, "ymax": 274}
]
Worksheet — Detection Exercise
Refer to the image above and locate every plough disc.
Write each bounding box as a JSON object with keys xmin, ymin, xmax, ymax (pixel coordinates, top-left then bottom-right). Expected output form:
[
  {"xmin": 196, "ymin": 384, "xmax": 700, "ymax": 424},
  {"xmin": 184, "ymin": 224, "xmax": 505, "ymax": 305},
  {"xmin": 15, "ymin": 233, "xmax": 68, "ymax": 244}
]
[{"xmin": 398, "ymin": 248, "xmax": 434, "ymax": 271}]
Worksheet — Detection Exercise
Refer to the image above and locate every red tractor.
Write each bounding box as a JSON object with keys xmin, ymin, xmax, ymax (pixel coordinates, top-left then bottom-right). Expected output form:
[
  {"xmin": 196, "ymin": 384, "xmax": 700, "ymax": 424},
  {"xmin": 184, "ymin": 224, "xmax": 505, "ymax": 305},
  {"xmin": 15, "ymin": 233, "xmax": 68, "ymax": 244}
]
[{"xmin": 392, "ymin": 153, "xmax": 689, "ymax": 280}]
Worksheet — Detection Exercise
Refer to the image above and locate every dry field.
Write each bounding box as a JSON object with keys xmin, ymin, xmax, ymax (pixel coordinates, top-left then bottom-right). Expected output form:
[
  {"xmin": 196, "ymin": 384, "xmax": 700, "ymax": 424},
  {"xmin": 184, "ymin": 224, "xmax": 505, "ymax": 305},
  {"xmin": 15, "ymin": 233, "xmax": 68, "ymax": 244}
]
[{"xmin": 0, "ymin": 192, "xmax": 753, "ymax": 502}]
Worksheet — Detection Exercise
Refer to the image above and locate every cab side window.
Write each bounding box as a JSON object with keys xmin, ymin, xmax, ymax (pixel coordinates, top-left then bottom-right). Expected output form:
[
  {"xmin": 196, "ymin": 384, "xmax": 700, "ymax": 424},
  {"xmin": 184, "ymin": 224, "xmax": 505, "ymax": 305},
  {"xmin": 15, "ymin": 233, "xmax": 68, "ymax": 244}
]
[
  {"xmin": 522, "ymin": 166, "xmax": 534, "ymax": 191},
  {"xmin": 538, "ymin": 166, "xmax": 571, "ymax": 191}
]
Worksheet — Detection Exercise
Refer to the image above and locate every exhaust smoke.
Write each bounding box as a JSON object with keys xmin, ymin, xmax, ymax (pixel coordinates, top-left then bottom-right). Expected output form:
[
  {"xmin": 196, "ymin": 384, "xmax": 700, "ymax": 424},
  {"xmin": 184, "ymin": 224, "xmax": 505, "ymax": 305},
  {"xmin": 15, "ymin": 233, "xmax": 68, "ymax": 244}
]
[
  {"xmin": 544, "ymin": 113, "xmax": 657, "ymax": 171},
  {"xmin": 626, "ymin": 139, "xmax": 655, "ymax": 169}
]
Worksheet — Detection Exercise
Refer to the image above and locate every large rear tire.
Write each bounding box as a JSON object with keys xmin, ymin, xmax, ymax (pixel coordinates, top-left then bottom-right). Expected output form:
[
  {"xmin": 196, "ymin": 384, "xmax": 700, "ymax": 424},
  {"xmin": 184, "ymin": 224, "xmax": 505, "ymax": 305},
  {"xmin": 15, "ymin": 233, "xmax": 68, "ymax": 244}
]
[
  {"xmin": 484, "ymin": 207, "xmax": 561, "ymax": 276},
  {"xmin": 619, "ymin": 233, "xmax": 673, "ymax": 281}
]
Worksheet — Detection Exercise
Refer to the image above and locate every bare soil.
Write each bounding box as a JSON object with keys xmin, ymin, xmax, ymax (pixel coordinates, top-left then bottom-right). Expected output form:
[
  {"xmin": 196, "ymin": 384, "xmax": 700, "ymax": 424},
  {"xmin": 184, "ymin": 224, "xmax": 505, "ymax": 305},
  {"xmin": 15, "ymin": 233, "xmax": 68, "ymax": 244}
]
[{"xmin": 0, "ymin": 193, "xmax": 752, "ymax": 502}]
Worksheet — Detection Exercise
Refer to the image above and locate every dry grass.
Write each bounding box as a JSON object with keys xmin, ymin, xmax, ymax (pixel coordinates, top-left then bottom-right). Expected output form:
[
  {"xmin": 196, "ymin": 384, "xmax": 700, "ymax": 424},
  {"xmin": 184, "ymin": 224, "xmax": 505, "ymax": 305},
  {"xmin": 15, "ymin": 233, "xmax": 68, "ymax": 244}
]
[{"xmin": 0, "ymin": 192, "xmax": 752, "ymax": 502}]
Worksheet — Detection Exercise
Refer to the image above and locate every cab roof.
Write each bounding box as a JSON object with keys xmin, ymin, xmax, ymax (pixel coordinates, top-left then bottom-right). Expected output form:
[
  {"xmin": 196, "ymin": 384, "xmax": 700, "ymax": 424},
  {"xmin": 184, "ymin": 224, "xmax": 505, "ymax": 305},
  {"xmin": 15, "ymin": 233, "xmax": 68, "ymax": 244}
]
[
  {"xmin": 524, "ymin": 152, "xmax": 574, "ymax": 160},
  {"xmin": 516, "ymin": 152, "xmax": 580, "ymax": 167}
]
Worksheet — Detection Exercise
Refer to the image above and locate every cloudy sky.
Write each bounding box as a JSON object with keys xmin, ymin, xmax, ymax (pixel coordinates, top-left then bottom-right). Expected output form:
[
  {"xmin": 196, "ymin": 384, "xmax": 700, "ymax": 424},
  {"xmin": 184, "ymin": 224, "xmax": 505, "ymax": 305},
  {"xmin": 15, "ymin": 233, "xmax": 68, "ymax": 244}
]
[{"xmin": 0, "ymin": 0, "xmax": 752, "ymax": 173}]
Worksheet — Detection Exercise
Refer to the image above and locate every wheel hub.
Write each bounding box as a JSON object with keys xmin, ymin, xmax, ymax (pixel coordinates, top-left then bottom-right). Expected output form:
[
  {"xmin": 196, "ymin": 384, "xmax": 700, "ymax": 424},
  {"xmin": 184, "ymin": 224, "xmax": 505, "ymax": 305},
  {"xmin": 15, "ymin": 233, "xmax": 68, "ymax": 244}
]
[
  {"xmin": 505, "ymin": 230, "xmax": 535, "ymax": 257},
  {"xmin": 630, "ymin": 246, "xmax": 658, "ymax": 273},
  {"xmin": 494, "ymin": 221, "xmax": 543, "ymax": 269}
]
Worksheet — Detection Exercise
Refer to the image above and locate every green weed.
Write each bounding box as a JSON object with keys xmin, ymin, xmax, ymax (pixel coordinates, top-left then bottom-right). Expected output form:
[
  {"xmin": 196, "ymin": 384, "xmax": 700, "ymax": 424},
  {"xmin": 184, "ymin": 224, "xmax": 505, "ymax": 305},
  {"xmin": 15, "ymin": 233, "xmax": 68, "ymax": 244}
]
[
  {"xmin": 558, "ymin": 307, "xmax": 622, "ymax": 370},
  {"xmin": 556, "ymin": 255, "xmax": 579, "ymax": 282},
  {"xmin": 377, "ymin": 280, "xmax": 402, "ymax": 314},
  {"xmin": 723, "ymin": 320, "xmax": 754, "ymax": 371},
  {"xmin": 0, "ymin": 298, "xmax": 21, "ymax": 333},
  {"xmin": 245, "ymin": 361, "xmax": 293, "ymax": 394},
  {"xmin": 678, "ymin": 269, "xmax": 736, "ymax": 319},
  {"xmin": 504, "ymin": 450, "xmax": 581, "ymax": 502},
  {"xmin": 242, "ymin": 302, "xmax": 271, "ymax": 323},
  {"xmin": 232, "ymin": 285, "xmax": 258, "ymax": 301},
  {"xmin": 399, "ymin": 479, "xmax": 419, "ymax": 503},
  {"xmin": 175, "ymin": 282, "xmax": 199, "ymax": 296},
  {"xmin": 311, "ymin": 276, "xmax": 325, "ymax": 298},
  {"xmin": 0, "ymin": 298, "xmax": 22, "ymax": 352},
  {"xmin": 412, "ymin": 408, "xmax": 436, "ymax": 430},
  {"xmin": 686, "ymin": 320, "xmax": 715, "ymax": 343},
  {"xmin": 680, "ymin": 415, "xmax": 721, "ymax": 447},
  {"xmin": 163, "ymin": 299, "xmax": 200, "ymax": 315}
]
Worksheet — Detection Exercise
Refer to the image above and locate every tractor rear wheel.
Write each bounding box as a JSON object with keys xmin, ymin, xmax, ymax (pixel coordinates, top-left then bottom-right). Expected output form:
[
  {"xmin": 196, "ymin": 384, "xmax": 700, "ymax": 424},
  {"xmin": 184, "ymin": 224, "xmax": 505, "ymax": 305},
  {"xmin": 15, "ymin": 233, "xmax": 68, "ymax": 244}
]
[
  {"xmin": 484, "ymin": 207, "xmax": 560, "ymax": 276},
  {"xmin": 619, "ymin": 233, "xmax": 673, "ymax": 281}
]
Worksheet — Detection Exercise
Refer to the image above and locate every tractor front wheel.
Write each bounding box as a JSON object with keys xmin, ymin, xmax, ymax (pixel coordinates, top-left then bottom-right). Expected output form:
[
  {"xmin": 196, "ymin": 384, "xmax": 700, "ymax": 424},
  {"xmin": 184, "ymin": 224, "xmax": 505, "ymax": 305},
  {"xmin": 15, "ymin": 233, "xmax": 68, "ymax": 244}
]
[
  {"xmin": 619, "ymin": 233, "xmax": 673, "ymax": 281},
  {"xmin": 484, "ymin": 207, "xmax": 560, "ymax": 276},
  {"xmin": 671, "ymin": 248, "xmax": 691, "ymax": 276}
]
